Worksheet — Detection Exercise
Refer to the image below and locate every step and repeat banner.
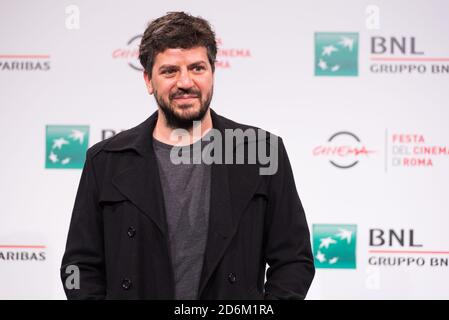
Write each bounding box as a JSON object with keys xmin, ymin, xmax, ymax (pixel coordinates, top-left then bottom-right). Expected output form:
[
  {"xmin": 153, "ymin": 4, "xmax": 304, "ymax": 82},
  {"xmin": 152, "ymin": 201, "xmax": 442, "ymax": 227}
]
[{"xmin": 1, "ymin": 0, "xmax": 448, "ymax": 299}]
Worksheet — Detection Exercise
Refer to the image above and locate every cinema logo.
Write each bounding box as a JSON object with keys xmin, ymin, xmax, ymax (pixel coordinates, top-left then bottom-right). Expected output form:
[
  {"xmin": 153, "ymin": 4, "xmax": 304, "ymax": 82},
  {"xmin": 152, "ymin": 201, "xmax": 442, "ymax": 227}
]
[
  {"xmin": 0, "ymin": 54, "xmax": 51, "ymax": 71},
  {"xmin": 313, "ymin": 131, "xmax": 376, "ymax": 169},
  {"xmin": 389, "ymin": 133, "xmax": 449, "ymax": 168},
  {"xmin": 368, "ymin": 228, "xmax": 449, "ymax": 267},
  {"xmin": 215, "ymin": 38, "xmax": 251, "ymax": 69},
  {"xmin": 0, "ymin": 245, "xmax": 46, "ymax": 262},
  {"xmin": 370, "ymin": 36, "xmax": 449, "ymax": 75},
  {"xmin": 112, "ymin": 35, "xmax": 142, "ymax": 71}
]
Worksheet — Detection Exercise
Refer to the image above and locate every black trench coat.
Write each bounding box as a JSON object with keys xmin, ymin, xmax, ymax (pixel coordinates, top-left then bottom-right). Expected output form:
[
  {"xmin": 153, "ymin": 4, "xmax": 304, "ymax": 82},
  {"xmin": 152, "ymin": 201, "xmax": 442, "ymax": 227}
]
[{"xmin": 60, "ymin": 109, "xmax": 315, "ymax": 300}]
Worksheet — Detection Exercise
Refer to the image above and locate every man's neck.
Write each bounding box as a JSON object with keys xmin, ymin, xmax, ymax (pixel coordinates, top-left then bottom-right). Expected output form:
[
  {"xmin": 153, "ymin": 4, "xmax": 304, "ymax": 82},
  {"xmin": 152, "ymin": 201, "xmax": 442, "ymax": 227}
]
[{"xmin": 152, "ymin": 108, "xmax": 213, "ymax": 146}]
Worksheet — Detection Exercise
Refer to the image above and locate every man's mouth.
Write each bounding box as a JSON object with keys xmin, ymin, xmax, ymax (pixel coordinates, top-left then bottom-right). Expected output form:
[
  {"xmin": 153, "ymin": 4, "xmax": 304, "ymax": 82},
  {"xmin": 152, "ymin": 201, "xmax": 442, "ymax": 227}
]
[{"xmin": 173, "ymin": 95, "xmax": 199, "ymax": 100}]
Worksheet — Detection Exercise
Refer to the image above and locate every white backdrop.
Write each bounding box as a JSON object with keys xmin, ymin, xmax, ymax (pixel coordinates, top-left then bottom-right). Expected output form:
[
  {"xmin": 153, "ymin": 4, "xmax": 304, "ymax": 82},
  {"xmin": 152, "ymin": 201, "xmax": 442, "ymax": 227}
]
[{"xmin": 1, "ymin": 0, "xmax": 448, "ymax": 299}]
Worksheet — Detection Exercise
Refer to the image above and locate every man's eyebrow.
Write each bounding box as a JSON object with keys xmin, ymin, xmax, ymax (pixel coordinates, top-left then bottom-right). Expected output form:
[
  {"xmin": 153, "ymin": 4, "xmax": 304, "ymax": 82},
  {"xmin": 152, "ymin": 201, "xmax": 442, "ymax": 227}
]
[
  {"xmin": 188, "ymin": 61, "xmax": 207, "ymax": 67},
  {"xmin": 158, "ymin": 61, "xmax": 207, "ymax": 71},
  {"xmin": 158, "ymin": 64, "xmax": 179, "ymax": 71}
]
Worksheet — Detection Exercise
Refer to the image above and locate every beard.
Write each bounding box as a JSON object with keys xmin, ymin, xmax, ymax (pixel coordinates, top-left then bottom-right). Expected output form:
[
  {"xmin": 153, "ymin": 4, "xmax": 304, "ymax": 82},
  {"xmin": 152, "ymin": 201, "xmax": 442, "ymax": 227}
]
[{"xmin": 154, "ymin": 86, "xmax": 213, "ymax": 130}]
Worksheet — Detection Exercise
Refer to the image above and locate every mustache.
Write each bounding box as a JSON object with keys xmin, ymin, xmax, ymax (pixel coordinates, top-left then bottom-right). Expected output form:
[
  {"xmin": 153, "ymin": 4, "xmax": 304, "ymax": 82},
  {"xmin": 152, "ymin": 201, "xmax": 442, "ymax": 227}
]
[{"xmin": 170, "ymin": 89, "xmax": 201, "ymax": 99}]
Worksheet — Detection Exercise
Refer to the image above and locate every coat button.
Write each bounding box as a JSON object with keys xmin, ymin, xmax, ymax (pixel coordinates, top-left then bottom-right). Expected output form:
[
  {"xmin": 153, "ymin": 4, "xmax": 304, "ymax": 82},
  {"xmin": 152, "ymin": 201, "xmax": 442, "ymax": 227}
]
[
  {"xmin": 121, "ymin": 278, "xmax": 132, "ymax": 290},
  {"xmin": 228, "ymin": 272, "xmax": 237, "ymax": 284},
  {"xmin": 127, "ymin": 226, "xmax": 136, "ymax": 238}
]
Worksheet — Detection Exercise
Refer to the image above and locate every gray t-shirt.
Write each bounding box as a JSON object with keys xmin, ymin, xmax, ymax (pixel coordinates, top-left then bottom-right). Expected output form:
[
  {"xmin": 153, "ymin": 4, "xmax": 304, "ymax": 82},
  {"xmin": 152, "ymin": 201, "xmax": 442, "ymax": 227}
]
[{"xmin": 153, "ymin": 135, "xmax": 212, "ymax": 300}]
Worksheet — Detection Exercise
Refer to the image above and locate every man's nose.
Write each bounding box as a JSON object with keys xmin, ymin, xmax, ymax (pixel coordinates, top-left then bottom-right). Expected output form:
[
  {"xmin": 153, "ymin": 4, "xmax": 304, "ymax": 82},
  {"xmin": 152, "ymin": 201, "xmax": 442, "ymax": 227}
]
[{"xmin": 176, "ymin": 70, "xmax": 194, "ymax": 89}]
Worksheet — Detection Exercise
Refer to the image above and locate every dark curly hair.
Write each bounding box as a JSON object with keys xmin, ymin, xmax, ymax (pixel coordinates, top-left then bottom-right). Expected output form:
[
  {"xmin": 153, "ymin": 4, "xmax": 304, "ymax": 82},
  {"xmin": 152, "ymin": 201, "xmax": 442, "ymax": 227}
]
[{"xmin": 139, "ymin": 12, "xmax": 217, "ymax": 76}]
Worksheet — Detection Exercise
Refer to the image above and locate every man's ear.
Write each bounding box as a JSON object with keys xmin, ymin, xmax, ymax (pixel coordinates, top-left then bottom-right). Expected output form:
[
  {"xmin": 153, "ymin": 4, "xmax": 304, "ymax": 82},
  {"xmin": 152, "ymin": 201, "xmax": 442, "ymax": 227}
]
[{"xmin": 143, "ymin": 71, "xmax": 154, "ymax": 95}]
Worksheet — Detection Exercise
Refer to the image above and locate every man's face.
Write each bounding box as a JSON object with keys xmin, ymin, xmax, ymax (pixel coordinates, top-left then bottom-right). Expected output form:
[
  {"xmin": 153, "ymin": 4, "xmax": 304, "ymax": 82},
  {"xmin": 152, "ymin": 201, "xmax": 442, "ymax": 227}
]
[{"xmin": 144, "ymin": 46, "xmax": 214, "ymax": 129}]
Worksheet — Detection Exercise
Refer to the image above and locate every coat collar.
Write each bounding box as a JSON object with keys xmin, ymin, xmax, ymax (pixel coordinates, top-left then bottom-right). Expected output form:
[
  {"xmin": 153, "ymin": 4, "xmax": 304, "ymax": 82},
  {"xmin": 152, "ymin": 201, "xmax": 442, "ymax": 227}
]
[
  {"xmin": 102, "ymin": 109, "xmax": 158, "ymax": 156},
  {"xmin": 103, "ymin": 108, "xmax": 265, "ymax": 298}
]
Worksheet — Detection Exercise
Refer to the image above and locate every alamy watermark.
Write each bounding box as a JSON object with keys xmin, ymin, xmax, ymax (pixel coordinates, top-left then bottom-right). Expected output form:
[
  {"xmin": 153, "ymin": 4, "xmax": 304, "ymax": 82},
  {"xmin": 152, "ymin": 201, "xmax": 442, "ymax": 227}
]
[
  {"xmin": 167, "ymin": 121, "xmax": 279, "ymax": 175},
  {"xmin": 65, "ymin": 5, "xmax": 80, "ymax": 30},
  {"xmin": 64, "ymin": 265, "xmax": 80, "ymax": 290}
]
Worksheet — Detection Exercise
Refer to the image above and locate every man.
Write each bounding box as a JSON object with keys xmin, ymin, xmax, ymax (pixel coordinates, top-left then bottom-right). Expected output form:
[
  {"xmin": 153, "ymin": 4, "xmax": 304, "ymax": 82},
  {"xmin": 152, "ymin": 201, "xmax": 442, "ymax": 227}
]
[{"xmin": 61, "ymin": 11, "xmax": 315, "ymax": 300}]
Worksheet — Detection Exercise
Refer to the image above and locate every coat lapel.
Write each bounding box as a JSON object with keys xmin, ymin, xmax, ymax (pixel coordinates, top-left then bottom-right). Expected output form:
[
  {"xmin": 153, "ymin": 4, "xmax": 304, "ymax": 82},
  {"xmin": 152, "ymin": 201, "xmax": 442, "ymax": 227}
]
[
  {"xmin": 111, "ymin": 152, "xmax": 168, "ymax": 235},
  {"xmin": 104, "ymin": 111, "xmax": 169, "ymax": 236}
]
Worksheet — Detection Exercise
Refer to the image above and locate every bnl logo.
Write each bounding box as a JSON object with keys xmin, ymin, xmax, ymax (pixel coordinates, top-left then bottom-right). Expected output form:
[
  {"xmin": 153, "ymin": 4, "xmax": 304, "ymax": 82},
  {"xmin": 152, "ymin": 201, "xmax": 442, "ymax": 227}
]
[
  {"xmin": 315, "ymin": 32, "xmax": 359, "ymax": 76},
  {"xmin": 45, "ymin": 125, "xmax": 89, "ymax": 169},
  {"xmin": 313, "ymin": 224, "xmax": 357, "ymax": 269}
]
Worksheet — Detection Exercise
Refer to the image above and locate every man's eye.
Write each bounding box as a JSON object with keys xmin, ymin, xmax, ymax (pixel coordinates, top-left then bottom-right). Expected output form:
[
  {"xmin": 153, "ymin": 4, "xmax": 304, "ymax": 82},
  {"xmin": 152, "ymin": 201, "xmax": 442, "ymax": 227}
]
[
  {"xmin": 162, "ymin": 69, "xmax": 176, "ymax": 75},
  {"xmin": 193, "ymin": 66, "xmax": 205, "ymax": 72}
]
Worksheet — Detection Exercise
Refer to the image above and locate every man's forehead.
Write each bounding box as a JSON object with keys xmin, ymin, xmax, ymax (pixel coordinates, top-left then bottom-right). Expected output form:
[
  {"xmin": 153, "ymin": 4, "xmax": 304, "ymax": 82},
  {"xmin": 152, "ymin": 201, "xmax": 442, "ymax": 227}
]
[{"xmin": 154, "ymin": 47, "xmax": 208, "ymax": 65}]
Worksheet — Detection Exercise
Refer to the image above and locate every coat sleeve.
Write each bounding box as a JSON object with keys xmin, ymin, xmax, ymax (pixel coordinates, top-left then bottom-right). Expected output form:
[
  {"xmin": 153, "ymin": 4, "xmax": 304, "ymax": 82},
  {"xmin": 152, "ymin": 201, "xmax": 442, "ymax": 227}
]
[
  {"xmin": 60, "ymin": 148, "xmax": 106, "ymax": 299},
  {"xmin": 263, "ymin": 138, "xmax": 315, "ymax": 300}
]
